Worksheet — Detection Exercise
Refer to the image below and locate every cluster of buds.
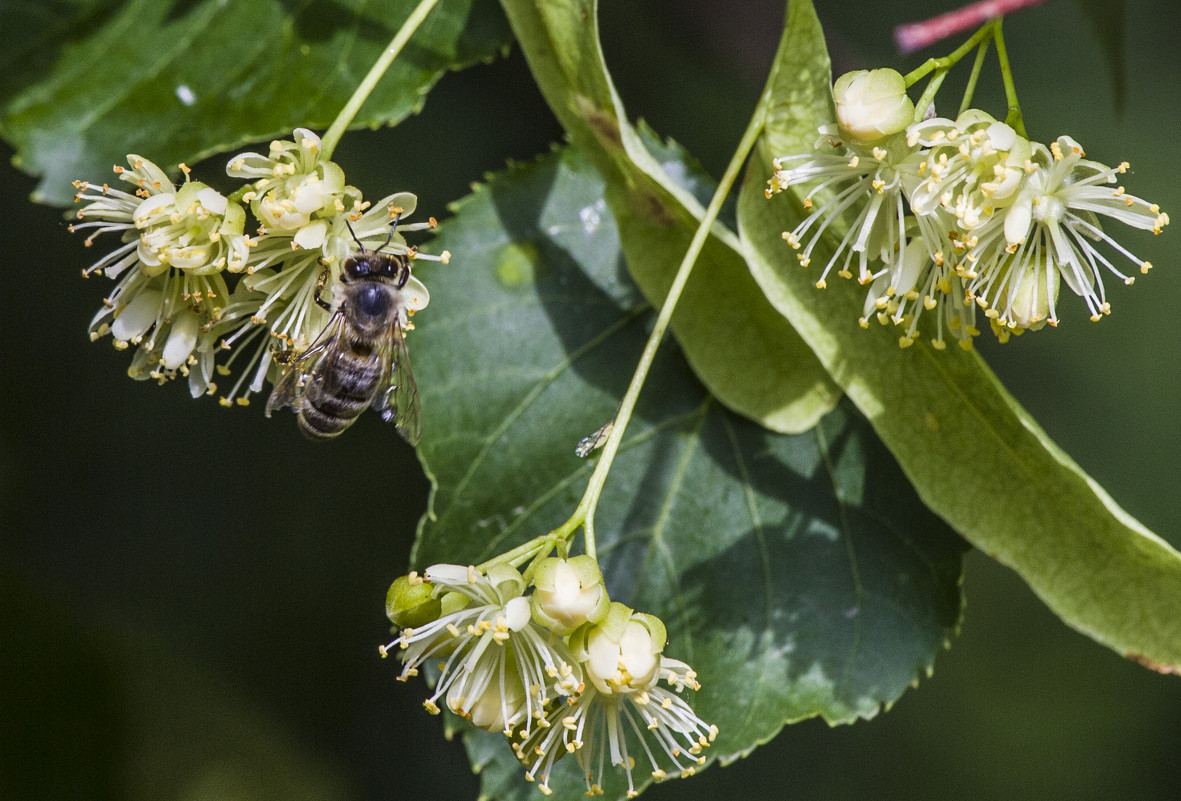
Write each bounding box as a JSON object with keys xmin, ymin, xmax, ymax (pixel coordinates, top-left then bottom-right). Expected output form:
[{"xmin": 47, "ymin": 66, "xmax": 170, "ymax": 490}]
[
  {"xmin": 71, "ymin": 128, "xmax": 449, "ymax": 402},
  {"xmin": 766, "ymin": 69, "xmax": 1169, "ymax": 349},
  {"xmin": 382, "ymin": 555, "xmax": 716, "ymax": 797}
]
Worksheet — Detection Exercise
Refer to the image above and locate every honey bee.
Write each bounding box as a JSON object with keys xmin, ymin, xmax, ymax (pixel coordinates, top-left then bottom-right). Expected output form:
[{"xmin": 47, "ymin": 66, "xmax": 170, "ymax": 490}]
[{"xmin": 265, "ymin": 233, "xmax": 429, "ymax": 443}]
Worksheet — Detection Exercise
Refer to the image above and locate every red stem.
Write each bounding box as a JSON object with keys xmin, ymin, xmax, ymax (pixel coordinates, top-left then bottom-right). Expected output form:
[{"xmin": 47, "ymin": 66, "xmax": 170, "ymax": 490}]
[{"xmin": 894, "ymin": 0, "xmax": 1052, "ymax": 54}]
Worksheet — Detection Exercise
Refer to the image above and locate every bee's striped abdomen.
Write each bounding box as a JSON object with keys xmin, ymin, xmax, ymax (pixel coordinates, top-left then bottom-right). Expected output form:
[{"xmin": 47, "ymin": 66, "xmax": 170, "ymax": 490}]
[{"xmin": 297, "ymin": 344, "xmax": 383, "ymax": 439}]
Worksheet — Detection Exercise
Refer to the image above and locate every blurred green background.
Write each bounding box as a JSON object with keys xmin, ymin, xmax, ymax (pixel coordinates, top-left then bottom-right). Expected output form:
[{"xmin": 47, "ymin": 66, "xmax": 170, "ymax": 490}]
[{"xmin": 2, "ymin": 0, "xmax": 1179, "ymax": 799}]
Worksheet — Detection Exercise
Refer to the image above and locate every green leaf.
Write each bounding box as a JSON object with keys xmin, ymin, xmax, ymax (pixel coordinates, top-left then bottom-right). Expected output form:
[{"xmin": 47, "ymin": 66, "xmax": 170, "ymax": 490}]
[
  {"xmin": 0, "ymin": 0, "xmax": 510, "ymax": 205},
  {"xmin": 1076, "ymin": 0, "xmax": 1128, "ymax": 109},
  {"xmin": 738, "ymin": 0, "xmax": 1181, "ymax": 673},
  {"xmin": 495, "ymin": 0, "xmax": 841, "ymax": 435},
  {"xmin": 409, "ymin": 145, "xmax": 966, "ymax": 800}
]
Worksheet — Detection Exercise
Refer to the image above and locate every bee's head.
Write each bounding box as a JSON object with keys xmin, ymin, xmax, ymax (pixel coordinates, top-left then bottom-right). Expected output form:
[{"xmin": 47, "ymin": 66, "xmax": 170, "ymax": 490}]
[{"xmin": 342, "ymin": 252, "xmax": 409, "ymax": 286}]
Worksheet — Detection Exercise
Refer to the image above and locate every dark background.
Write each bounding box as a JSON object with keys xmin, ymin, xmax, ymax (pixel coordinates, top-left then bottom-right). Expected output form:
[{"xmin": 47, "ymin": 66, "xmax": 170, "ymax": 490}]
[{"xmin": 3, "ymin": 0, "xmax": 1180, "ymax": 799}]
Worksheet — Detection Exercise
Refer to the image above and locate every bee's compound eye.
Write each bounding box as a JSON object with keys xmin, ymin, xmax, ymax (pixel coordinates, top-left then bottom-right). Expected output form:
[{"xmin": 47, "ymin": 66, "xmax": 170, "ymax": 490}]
[
  {"xmin": 372, "ymin": 255, "xmax": 403, "ymax": 279},
  {"xmin": 344, "ymin": 256, "xmax": 371, "ymax": 279}
]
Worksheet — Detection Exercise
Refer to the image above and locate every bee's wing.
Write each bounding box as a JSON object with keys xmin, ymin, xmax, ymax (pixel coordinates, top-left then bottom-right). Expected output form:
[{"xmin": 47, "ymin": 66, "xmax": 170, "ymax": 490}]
[
  {"xmin": 371, "ymin": 321, "xmax": 423, "ymax": 446},
  {"xmin": 265, "ymin": 311, "xmax": 345, "ymax": 418}
]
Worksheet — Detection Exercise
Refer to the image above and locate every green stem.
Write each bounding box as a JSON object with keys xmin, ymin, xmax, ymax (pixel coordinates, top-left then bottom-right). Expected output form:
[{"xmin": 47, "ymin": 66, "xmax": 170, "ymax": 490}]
[
  {"xmin": 556, "ymin": 103, "xmax": 767, "ymax": 562},
  {"xmin": 902, "ymin": 22, "xmax": 994, "ymax": 88},
  {"xmin": 476, "ymin": 533, "xmax": 557, "ymax": 574},
  {"xmin": 913, "ymin": 70, "xmax": 949, "ymax": 121},
  {"xmin": 991, "ymin": 18, "xmax": 1027, "ymax": 137},
  {"xmin": 319, "ymin": 0, "xmax": 441, "ymax": 159},
  {"xmin": 959, "ymin": 38, "xmax": 991, "ymax": 116}
]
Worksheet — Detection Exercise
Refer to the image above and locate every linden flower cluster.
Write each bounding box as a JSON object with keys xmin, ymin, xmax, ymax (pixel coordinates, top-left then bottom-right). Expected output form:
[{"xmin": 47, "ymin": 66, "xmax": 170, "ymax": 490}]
[
  {"xmin": 72, "ymin": 128, "xmax": 448, "ymax": 402},
  {"xmin": 382, "ymin": 556, "xmax": 717, "ymax": 797},
  {"xmin": 766, "ymin": 69, "xmax": 1169, "ymax": 349}
]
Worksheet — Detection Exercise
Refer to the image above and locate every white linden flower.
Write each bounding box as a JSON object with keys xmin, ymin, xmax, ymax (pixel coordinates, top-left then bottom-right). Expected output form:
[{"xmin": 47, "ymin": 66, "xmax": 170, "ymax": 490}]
[
  {"xmin": 226, "ymin": 128, "xmax": 356, "ymax": 234},
  {"xmin": 519, "ymin": 607, "xmax": 715, "ymax": 798},
  {"xmin": 768, "ymin": 128, "xmax": 928, "ymax": 288},
  {"xmin": 833, "ymin": 69, "xmax": 915, "ymax": 146},
  {"xmin": 530, "ymin": 556, "xmax": 610, "ymax": 636},
  {"xmin": 968, "ymin": 135, "xmax": 1168, "ymax": 325},
  {"xmin": 908, "ymin": 110, "xmax": 1032, "ymax": 232},
  {"xmin": 73, "ymin": 156, "xmax": 248, "ymax": 396},
  {"xmin": 87, "ymin": 267, "xmax": 231, "ymax": 396},
  {"xmin": 380, "ymin": 564, "xmax": 581, "ymax": 739},
  {"xmin": 73, "ymin": 157, "xmax": 249, "ymax": 279}
]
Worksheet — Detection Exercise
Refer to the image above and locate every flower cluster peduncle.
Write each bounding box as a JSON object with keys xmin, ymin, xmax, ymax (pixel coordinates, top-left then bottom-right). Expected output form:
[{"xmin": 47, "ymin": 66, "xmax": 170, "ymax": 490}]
[
  {"xmin": 72, "ymin": 128, "xmax": 449, "ymax": 403},
  {"xmin": 766, "ymin": 69, "xmax": 1168, "ymax": 349},
  {"xmin": 382, "ymin": 555, "xmax": 716, "ymax": 797}
]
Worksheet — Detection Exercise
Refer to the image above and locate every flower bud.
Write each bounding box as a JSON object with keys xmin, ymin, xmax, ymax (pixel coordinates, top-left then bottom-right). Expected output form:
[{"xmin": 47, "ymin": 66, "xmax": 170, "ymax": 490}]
[
  {"xmin": 570, "ymin": 602, "xmax": 666, "ymax": 695},
  {"xmin": 530, "ymin": 556, "xmax": 610, "ymax": 635},
  {"xmin": 385, "ymin": 573, "xmax": 441, "ymax": 628},
  {"xmin": 1006, "ymin": 257, "xmax": 1060, "ymax": 331},
  {"xmin": 452, "ymin": 655, "xmax": 528, "ymax": 733},
  {"xmin": 833, "ymin": 69, "xmax": 915, "ymax": 145}
]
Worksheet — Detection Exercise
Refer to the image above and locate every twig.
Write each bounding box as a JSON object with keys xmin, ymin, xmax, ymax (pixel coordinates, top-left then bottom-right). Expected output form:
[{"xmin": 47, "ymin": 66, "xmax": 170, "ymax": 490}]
[{"xmin": 895, "ymin": 0, "xmax": 1052, "ymax": 54}]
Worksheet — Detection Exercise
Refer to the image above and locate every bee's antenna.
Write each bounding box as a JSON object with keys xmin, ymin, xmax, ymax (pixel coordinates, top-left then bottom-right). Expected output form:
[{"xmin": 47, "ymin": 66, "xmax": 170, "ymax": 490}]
[
  {"xmin": 344, "ymin": 218, "xmax": 366, "ymax": 252},
  {"xmin": 377, "ymin": 211, "xmax": 402, "ymax": 253}
]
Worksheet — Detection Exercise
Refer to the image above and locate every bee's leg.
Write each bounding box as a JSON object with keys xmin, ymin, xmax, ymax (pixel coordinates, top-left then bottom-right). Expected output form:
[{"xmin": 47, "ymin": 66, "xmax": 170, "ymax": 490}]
[
  {"xmin": 396, "ymin": 261, "xmax": 411, "ymax": 289},
  {"xmin": 313, "ymin": 261, "xmax": 333, "ymax": 311}
]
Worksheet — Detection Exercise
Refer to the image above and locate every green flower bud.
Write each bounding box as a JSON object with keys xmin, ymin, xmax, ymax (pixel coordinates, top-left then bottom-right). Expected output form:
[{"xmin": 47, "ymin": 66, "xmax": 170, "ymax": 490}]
[
  {"xmin": 833, "ymin": 68, "xmax": 914, "ymax": 145},
  {"xmin": 385, "ymin": 573, "xmax": 441, "ymax": 628},
  {"xmin": 530, "ymin": 555, "xmax": 610, "ymax": 635}
]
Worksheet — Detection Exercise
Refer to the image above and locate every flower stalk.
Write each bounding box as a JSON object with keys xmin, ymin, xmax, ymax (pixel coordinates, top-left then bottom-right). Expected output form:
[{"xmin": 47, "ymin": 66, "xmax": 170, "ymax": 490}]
[
  {"xmin": 319, "ymin": 0, "xmax": 443, "ymax": 159},
  {"xmin": 551, "ymin": 99, "xmax": 768, "ymax": 561}
]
